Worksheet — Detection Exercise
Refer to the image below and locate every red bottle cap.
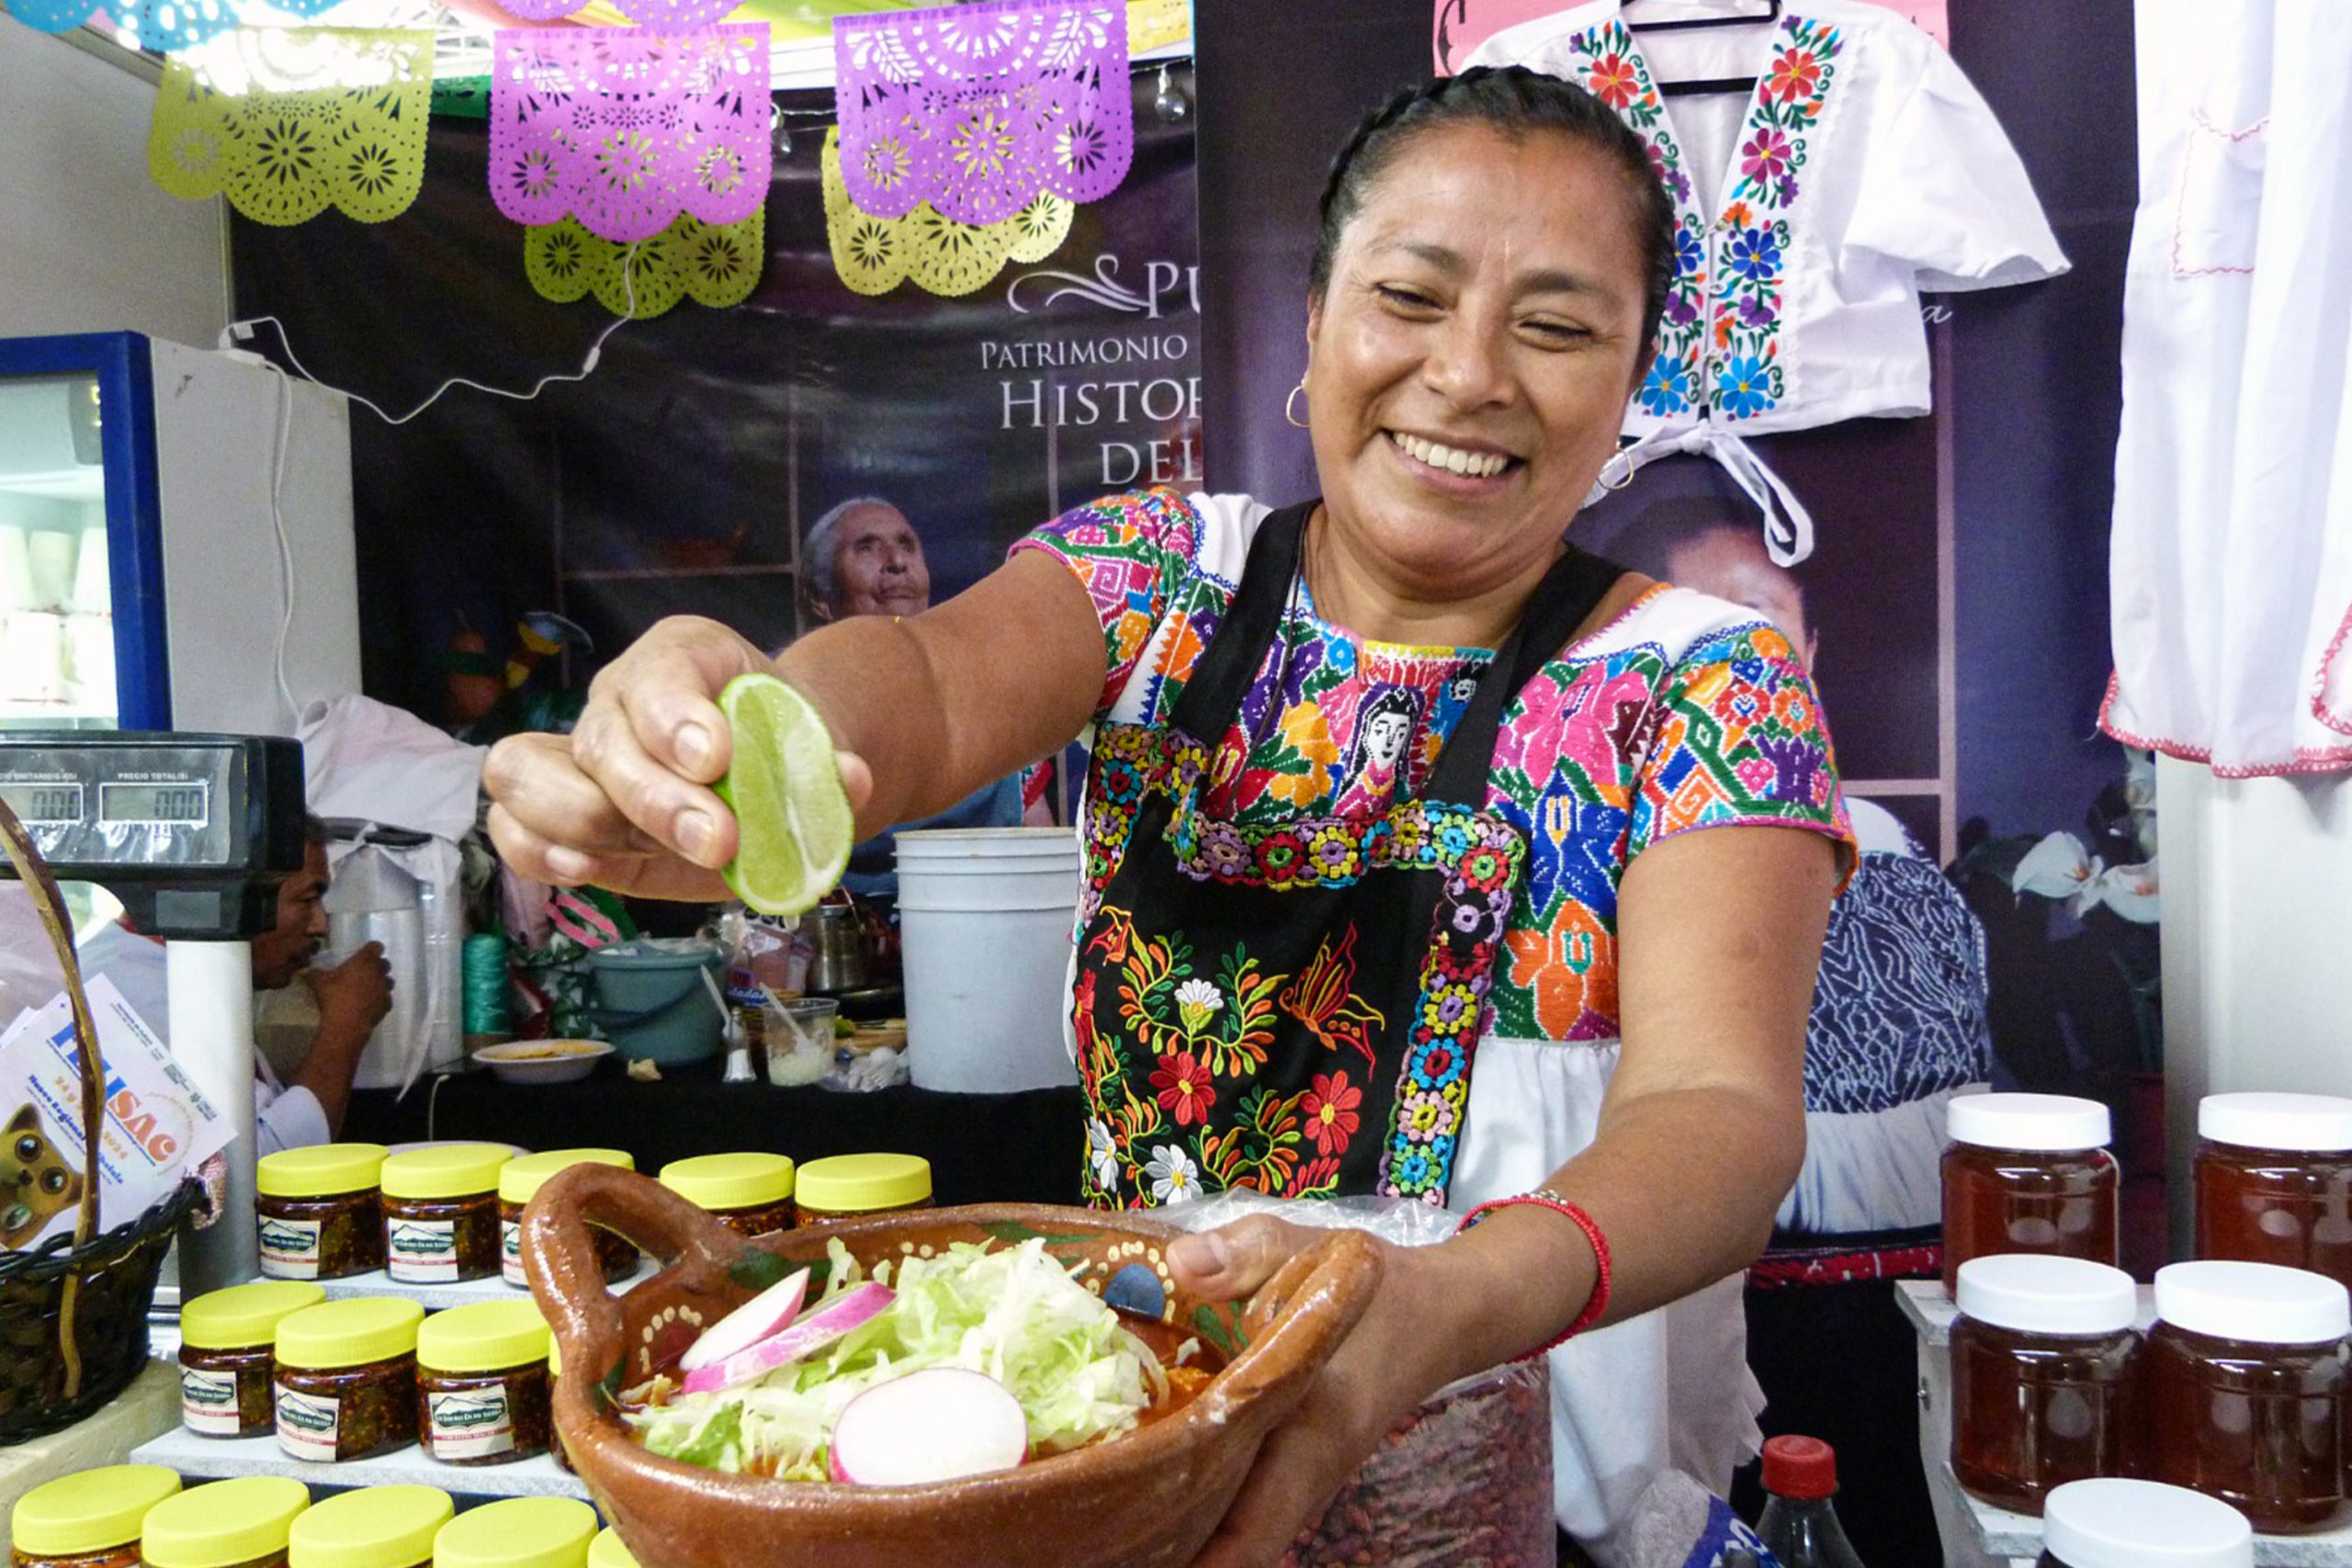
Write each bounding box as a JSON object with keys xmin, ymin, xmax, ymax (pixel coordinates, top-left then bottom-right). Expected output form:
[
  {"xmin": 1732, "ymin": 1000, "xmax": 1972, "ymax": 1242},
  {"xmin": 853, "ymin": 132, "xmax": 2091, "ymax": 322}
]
[{"xmin": 1761, "ymin": 1435, "xmax": 1838, "ymax": 1500}]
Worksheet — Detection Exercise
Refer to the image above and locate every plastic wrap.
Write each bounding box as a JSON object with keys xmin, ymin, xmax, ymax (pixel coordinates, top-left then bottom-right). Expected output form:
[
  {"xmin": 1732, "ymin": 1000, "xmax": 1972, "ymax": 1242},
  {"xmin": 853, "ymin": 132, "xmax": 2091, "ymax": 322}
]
[{"xmin": 1157, "ymin": 1191, "xmax": 1555, "ymax": 1568}]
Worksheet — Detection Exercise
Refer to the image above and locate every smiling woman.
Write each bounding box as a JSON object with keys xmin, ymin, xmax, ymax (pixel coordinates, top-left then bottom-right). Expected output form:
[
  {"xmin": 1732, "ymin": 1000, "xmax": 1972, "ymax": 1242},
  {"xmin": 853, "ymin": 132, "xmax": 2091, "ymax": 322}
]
[{"xmin": 486, "ymin": 63, "xmax": 1850, "ymax": 1566}]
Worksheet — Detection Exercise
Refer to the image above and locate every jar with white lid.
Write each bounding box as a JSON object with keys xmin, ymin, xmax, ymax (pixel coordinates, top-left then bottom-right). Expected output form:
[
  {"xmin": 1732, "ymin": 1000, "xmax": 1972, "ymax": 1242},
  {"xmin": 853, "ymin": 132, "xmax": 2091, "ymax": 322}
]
[
  {"xmin": 2146, "ymin": 1258, "xmax": 2352, "ymax": 1532},
  {"xmin": 1942, "ymin": 1092, "xmax": 2118, "ymax": 1292},
  {"xmin": 2036, "ymin": 1478, "xmax": 2252, "ymax": 1568},
  {"xmin": 2193, "ymin": 1092, "xmax": 2352, "ymax": 1292},
  {"xmin": 1951, "ymin": 1254, "xmax": 2142, "ymax": 1514}
]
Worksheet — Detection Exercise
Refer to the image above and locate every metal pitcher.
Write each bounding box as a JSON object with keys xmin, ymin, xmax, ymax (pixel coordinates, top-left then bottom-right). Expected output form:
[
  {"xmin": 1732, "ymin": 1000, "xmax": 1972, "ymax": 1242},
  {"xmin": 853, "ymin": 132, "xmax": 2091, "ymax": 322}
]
[{"xmin": 802, "ymin": 904, "xmax": 871, "ymax": 994}]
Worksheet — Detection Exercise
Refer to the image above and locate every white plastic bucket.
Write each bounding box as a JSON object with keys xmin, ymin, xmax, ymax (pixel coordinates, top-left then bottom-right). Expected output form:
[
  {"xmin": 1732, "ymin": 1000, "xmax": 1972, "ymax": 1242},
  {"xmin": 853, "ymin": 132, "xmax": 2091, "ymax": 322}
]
[{"xmin": 896, "ymin": 828, "xmax": 1082, "ymax": 1093}]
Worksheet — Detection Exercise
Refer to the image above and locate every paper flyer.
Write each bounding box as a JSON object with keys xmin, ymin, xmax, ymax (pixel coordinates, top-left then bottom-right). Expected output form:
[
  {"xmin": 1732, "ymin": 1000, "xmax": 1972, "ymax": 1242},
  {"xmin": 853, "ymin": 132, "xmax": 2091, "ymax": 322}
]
[{"xmin": 1, "ymin": 974, "xmax": 232, "ymax": 1252}]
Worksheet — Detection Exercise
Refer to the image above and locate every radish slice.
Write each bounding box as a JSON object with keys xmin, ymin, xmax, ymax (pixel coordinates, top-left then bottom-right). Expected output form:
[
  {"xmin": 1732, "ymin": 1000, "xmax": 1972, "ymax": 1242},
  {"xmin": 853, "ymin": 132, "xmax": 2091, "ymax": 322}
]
[
  {"xmin": 829, "ymin": 1369, "xmax": 1029, "ymax": 1485},
  {"xmin": 677, "ymin": 1282, "xmax": 895, "ymax": 1396},
  {"xmin": 678, "ymin": 1269, "xmax": 812, "ymax": 1373}
]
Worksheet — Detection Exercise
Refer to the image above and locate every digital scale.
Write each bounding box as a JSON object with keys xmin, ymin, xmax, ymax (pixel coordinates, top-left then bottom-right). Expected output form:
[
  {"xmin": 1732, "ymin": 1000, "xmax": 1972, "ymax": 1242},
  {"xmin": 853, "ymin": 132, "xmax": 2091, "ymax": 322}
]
[{"xmin": 0, "ymin": 731, "xmax": 310, "ymax": 1290}]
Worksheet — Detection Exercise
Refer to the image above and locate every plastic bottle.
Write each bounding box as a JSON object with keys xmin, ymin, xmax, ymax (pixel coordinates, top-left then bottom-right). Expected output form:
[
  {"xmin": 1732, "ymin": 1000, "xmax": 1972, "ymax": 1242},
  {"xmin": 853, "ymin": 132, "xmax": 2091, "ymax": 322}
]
[{"xmin": 1756, "ymin": 1435, "xmax": 1868, "ymax": 1568}]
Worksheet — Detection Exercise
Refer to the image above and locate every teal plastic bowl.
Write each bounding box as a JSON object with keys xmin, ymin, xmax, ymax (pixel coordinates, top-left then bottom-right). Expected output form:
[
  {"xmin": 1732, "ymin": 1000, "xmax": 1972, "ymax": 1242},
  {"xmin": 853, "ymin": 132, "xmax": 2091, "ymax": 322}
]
[{"xmin": 584, "ymin": 940, "xmax": 728, "ymax": 1066}]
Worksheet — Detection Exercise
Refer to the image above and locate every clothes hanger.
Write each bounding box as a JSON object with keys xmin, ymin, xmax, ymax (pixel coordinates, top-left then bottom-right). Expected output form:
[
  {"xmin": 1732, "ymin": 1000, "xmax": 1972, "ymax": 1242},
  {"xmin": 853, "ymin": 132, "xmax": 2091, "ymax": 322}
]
[
  {"xmin": 1625, "ymin": 0, "xmax": 1781, "ymax": 97},
  {"xmin": 1624, "ymin": 0, "xmax": 1781, "ymax": 33}
]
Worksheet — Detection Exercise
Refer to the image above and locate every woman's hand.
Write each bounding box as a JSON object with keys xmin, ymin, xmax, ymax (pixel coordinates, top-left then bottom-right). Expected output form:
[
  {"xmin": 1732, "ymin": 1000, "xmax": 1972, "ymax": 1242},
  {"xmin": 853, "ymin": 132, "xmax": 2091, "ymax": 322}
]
[
  {"xmin": 1168, "ymin": 1216, "xmax": 1461, "ymax": 1568},
  {"xmin": 483, "ymin": 615, "xmax": 871, "ymax": 900}
]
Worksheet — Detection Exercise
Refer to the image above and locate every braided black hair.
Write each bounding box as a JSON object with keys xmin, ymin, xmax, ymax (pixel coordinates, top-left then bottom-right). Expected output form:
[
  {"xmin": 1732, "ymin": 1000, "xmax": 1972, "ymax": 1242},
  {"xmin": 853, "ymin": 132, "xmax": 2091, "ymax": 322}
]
[{"xmin": 1308, "ymin": 65, "xmax": 1677, "ymax": 360}]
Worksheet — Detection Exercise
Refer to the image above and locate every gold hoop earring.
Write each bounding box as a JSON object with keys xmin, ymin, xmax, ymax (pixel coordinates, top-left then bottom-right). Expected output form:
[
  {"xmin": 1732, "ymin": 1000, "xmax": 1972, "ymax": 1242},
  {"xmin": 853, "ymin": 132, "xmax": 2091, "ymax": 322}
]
[
  {"xmin": 1597, "ymin": 453, "xmax": 1635, "ymax": 492},
  {"xmin": 1284, "ymin": 380, "xmax": 1309, "ymax": 430}
]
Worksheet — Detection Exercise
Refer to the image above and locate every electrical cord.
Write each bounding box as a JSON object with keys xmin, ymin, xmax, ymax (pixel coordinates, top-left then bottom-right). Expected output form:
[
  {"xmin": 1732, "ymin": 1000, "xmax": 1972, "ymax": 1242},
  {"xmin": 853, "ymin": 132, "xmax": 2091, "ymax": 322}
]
[
  {"xmin": 217, "ymin": 241, "xmax": 643, "ymax": 426},
  {"xmin": 221, "ymin": 249, "xmax": 642, "ymax": 722}
]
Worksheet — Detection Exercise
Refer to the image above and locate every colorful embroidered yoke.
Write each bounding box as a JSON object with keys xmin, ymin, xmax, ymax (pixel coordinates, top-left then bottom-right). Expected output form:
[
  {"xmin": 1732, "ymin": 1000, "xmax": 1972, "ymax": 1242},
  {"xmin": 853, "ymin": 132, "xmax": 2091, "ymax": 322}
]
[{"xmin": 1017, "ymin": 489, "xmax": 1854, "ymax": 1209}]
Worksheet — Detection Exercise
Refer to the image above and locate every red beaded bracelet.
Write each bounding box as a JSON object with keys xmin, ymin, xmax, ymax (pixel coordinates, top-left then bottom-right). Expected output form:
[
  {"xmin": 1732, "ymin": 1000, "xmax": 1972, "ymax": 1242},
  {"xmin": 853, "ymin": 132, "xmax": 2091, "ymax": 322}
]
[{"xmin": 1455, "ymin": 1186, "xmax": 1614, "ymax": 1359}]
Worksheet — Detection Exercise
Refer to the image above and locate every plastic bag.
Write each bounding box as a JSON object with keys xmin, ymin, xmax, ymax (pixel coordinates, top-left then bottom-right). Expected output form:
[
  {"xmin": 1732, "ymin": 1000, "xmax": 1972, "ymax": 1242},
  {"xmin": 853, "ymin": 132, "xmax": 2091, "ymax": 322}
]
[{"xmin": 1156, "ymin": 1191, "xmax": 1555, "ymax": 1568}]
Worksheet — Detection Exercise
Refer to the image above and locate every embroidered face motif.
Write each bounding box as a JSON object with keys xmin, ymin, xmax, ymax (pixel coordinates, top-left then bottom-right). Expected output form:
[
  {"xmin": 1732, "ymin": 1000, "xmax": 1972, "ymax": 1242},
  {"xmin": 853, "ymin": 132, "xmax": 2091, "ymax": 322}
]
[
  {"xmin": 4, "ymin": 1102, "xmax": 85, "ymax": 1249},
  {"xmin": 1352, "ymin": 689, "xmax": 1420, "ymax": 776},
  {"xmin": 1302, "ymin": 122, "xmax": 1650, "ymax": 617}
]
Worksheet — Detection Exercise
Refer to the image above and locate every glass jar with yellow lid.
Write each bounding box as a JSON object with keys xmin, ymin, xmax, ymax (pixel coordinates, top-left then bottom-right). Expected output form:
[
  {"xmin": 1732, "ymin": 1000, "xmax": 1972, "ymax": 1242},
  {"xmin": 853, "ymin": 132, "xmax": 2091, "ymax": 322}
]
[
  {"xmin": 179, "ymin": 1280, "xmax": 324, "ymax": 1438},
  {"xmin": 273, "ymin": 1296, "xmax": 425, "ymax": 1462},
  {"xmin": 284, "ymin": 1488, "xmax": 450, "ymax": 1568},
  {"xmin": 794, "ymin": 1153, "xmax": 933, "ymax": 1225},
  {"xmin": 379, "ymin": 1144, "xmax": 511, "ymax": 1285},
  {"xmin": 657, "ymin": 1153, "xmax": 795, "ymax": 1237},
  {"xmin": 496, "ymin": 1149, "xmax": 637, "ymax": 1288},
  {"xmin": 10, "ymin": 1464, "xmax": 179, "ymax": 1568},
  {"xmin": 584, "ymin": 1533, "xmax": 637, "ymax": 1568},
  {"xmin": 429, "ymin": 1499, "xmax": 596, "ymax": 1568},
  {"xmin": 140, "ymin": 1476, "xmax": 308, "ymax": 1568},
  {"xmin": 415, "ymin": 1299, "xmax": 552, "ymax": 1465},
  {"xmin": 256, "ymin": 1144, "xmax": 388, "ymax": 1280}
]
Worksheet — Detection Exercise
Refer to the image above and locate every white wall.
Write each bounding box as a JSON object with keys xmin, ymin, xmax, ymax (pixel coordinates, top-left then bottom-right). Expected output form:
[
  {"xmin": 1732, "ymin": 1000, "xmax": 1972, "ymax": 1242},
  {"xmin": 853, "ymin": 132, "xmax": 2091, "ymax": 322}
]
[
  {"xmin": 0, "ymin": 25, "xmax": 230, "ymax": 346},
  {"xmin": 2158, "ymin": 754, "xmax": 2352, "ymax": 1248}
]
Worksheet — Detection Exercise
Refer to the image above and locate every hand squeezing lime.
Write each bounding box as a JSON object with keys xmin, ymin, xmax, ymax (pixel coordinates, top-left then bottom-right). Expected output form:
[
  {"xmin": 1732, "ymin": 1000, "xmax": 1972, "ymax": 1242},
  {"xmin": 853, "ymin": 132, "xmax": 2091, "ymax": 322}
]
[{"xmin": 713, "ymin": 673, "xmax": 854, "ymax": 916}]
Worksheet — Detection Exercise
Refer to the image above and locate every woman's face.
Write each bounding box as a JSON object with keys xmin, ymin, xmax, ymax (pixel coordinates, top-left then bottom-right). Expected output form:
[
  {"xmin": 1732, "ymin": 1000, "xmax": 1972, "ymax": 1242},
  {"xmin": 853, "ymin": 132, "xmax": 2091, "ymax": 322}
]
[{"xmin": 1305, "ymin": 122, "xmax": 1651, "ymax": 597}]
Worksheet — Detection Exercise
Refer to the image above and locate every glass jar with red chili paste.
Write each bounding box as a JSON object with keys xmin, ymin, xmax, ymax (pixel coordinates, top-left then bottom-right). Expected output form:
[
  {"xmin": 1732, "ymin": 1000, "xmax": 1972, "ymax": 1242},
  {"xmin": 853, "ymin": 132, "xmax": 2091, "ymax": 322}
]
[
  {"xmin": 1950, "ymin": 1254, "xmax": 2141, "ymax": 1514},
  {"xmin": 657, "ymin": 1153, "xmax": 796, "ymax": 1238},
  {"xmin": 793, "ymin": 1153, "xmax": 931, "ymax": 1225},
  {"xmin": 178, "ymin": 1280, "xmax": 324, "ymax": 1438},
  {"xmin": 1942, "ymin": 1093, "xmax": 2118, "ymax": 1292},
  {"xmin": 2036, "ymin": 1478, "xmax": 2252, "ymax": 1568},
  {"xmin": 498, "ymin": 1148, "xmax": 637, "ymax": 1288},
  {"xmin": 139, "ymin": 1477, "xmax": 308, "ymax": 1568},
  {"xmin": 2194, "ymin": 1092, "xmax": 2352, "ymax": 1292},
  {"xmin": 10, "ymin": 1465, "xmax": 179, "ymax": 1568},
  {"xmin": 2145, "ymin": 1259, "xmax": 2352, "ymax": 1533},
  {"xmin": 379, "ymin": 1144, "xmax": 509, "ymax": 1285}
]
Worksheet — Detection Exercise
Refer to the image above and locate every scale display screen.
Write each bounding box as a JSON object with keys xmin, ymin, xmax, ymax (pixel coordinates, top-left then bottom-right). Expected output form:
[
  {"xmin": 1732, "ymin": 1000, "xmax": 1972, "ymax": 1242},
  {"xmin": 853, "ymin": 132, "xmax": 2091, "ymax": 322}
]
[
  {"xmin": 0, "ymin": 738, "xmax": 303, "ymax": 893},
  {"xmin": 98, "ymin": 781, "xmax": 209, "ymax": 826},
  {"xmin": 0, "ymin": 735, "xmax": 304, "ymax": 937},
  {"xmin": 0, "ymin": 782, "xmax": 84, "ymax": 826}
]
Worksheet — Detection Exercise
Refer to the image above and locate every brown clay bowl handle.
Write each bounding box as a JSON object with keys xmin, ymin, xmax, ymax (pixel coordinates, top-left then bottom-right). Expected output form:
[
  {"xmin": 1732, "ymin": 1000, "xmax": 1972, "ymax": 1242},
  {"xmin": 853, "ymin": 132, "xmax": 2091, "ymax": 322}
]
[
  {"xmin": 1200, "ymin": 1226, "xmax": 1385, "ymax": 1423},
  {"xmin": 522, "ymin": 1162, "xmax": 754, "ymax": 1394}
]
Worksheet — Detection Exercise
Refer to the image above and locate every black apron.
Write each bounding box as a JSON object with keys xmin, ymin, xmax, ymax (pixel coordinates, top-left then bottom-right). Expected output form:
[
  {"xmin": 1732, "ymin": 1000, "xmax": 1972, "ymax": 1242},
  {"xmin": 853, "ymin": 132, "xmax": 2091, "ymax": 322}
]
[{"xmin": 1072, "ymin": 502, "xmax": 1624, "ymax": 1207}]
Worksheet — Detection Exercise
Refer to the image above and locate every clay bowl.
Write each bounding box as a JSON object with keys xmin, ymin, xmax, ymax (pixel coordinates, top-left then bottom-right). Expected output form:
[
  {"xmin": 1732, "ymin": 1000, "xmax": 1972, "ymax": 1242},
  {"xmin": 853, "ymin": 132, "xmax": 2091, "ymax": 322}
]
[{"xmin": 522, "ymin": 1165, "xmax": 1384, "ymax": 1568}]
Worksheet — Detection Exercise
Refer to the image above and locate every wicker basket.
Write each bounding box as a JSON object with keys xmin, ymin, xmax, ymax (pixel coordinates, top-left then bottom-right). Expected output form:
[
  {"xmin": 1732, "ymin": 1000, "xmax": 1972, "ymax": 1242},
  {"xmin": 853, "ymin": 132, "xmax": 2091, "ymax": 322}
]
[{"xmin": 0, "ymin": 795, "xmax": 200, "ymax": 1444}]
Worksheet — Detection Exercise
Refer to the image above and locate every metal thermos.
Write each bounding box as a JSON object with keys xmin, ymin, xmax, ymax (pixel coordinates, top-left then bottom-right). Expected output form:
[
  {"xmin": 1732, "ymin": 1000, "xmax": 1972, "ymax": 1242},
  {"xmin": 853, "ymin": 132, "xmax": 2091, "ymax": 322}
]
[{"xmin": 322, "ymin": 842, "xmax": 429, "ymax": 1089}]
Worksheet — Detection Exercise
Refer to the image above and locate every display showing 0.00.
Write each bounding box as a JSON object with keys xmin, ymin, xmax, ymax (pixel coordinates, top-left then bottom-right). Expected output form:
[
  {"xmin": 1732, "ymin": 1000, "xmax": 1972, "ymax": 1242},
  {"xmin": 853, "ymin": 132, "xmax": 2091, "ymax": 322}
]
[{"xmin": 98, "ymin": 781, "xmax": 208, "ymax": 825}]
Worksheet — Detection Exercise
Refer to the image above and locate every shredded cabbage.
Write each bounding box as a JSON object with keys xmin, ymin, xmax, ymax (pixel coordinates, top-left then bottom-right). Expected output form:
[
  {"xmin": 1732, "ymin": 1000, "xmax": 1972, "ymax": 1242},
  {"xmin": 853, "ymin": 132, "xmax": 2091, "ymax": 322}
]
[{"xmin": 628, "ymin": 1237, "xmax": 1168, "ymax": 1481}]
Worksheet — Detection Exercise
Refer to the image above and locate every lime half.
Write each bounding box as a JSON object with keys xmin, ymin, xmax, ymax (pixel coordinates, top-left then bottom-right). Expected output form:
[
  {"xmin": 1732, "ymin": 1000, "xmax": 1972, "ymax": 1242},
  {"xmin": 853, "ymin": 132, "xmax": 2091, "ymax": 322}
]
[{"xmin": 714, "ymin": 673, "xmax": 853, "ymax": 916}]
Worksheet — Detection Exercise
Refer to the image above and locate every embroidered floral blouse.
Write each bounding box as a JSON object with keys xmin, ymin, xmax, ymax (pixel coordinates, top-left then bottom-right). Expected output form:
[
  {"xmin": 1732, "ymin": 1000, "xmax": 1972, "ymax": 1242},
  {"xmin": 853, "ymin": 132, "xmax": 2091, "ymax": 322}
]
[
  {"xmin": 1015, "ymin": 489, "xmax": 1855, "ymax": 1048},
  {"xmin": 1467, "ymin": 0, "xmax": 2067, "ymax": 435}
]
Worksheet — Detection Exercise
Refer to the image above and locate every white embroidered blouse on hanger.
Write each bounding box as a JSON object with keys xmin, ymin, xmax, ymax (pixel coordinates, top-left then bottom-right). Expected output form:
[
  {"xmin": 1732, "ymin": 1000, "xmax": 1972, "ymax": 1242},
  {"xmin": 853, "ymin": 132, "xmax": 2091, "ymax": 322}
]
[{"xmin": 1468, "ymin": 0, "xmax": 2069, "ymax": 436}]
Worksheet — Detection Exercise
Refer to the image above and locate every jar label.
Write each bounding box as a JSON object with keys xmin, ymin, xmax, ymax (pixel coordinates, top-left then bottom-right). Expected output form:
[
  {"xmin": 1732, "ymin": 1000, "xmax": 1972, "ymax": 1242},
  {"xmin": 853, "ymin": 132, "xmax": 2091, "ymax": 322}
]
[
  {"xmin": 503, "ymin": 1218, "xmax": 528, "ymax": 1287},
  {"xmin": 275, "ymin": 1386, "xmax": 341, "ymax": 1461},
  {"xmin": 388, "ymin": 1216, "xmax": 459, "ymax": 1282},
  {"xmin": 181, "ymin": 1366, "xmax": 243, "ymax": 1435},
  {"xmin": 427, "ymin": 1386, "xmax": 516, "ymax": 1460},
  {"xmin": 258, "ymin": 1214, "xmax": 323, "ymax": 1280}
]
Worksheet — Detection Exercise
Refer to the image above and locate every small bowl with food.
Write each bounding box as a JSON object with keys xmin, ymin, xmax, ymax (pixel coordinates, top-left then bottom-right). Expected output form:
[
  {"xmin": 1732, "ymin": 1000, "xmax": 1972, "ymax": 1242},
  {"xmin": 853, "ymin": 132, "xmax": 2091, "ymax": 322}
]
[
  {"xmin": 520, "ymin": 1167, "xmax": 1381, "ymax": 1568},
  {"xmin": 472, "ymin": 1038, "xmax": 614, "ymax": 1085}
]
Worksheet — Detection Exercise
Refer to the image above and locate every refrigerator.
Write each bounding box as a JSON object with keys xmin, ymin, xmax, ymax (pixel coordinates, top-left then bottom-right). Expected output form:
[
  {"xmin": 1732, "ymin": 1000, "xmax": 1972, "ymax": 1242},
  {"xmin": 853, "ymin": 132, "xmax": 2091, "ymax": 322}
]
[{"xmin": 0, "ymin": 332, "xmax": 360, "ymax": 737}]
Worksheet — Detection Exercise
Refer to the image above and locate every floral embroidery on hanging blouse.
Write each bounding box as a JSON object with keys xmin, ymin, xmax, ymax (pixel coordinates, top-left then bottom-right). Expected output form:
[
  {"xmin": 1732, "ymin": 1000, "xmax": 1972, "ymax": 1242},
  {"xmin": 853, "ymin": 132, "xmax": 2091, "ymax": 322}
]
[
  {"xmin": 1014, "ymin": 489, "xmax": 1856, "ymax": 1048},
  {"xmin": 1557, "ymin": 12, "xmax": 1847, "ymax": 425}
]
